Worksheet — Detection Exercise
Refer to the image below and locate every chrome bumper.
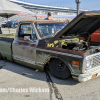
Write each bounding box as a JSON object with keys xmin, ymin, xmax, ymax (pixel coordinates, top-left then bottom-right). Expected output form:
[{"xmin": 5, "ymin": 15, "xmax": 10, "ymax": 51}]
[{"xmin": 78, "ymin": 66, "xmax": 100, "ymax": 82}]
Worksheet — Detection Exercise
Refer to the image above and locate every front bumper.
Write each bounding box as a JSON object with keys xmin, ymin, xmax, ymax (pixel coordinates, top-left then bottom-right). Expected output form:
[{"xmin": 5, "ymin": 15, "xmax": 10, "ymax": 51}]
[{"xmin": 78, "ymin": 66, "xmax": 100, "ymax": 82}]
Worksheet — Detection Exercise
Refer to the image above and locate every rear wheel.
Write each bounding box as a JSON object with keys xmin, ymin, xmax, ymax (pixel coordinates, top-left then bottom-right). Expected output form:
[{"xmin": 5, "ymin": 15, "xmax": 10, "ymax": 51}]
[{"xmin": 49, "ymin": 58, "xmax": 71, "ymax": 79}]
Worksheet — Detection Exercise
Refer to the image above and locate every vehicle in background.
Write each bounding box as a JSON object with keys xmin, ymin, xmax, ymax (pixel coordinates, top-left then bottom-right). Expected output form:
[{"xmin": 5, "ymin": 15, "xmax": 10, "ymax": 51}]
[
  {"xmin": 2, "ymin": 22, "xmax": 13, "ymax": 28},
  {"xmin": 80, "ymin": 29, "xmax": 100, "ymax": 45},
  {"xmin": 91, "ymin": 29, "xmax": 100, "ymax": 44},
  {"xmin": 8, "ymin": 20, "xmax": 18, "ymax": 28}
]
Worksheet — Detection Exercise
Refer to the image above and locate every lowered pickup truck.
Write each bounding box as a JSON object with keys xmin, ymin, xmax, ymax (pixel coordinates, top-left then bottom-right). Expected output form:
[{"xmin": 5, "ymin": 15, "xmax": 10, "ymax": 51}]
[{"xmin": 1, "ymin": 11, "xmax": 100, "ymax": 82}]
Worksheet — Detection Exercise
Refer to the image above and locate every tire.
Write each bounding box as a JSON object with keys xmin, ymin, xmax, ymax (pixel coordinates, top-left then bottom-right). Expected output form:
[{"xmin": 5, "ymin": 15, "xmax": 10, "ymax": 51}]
[{"xmin": 49, "ymin": 58, "xmax": 71, "ymax": 79}]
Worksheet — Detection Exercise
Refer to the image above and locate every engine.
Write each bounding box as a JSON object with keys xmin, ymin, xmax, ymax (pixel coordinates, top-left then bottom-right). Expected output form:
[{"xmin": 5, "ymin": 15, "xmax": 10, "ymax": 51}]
[
  {"xmin": 47, "ymin": 36, "xmax": 100, "ymax": 55},
  {"xmin": 63, "ymin": 41, "xmax": 89, "ymax": 51}
]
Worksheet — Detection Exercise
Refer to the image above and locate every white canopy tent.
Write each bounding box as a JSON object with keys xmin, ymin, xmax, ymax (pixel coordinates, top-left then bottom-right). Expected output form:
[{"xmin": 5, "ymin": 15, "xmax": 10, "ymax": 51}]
[
  {"xmin": 0, "ymin": 0, "xmax": 36, "ymax": 34},
  {"xmin": 0, "ymin": 0, "xmax": 36, "ymax": 18}
]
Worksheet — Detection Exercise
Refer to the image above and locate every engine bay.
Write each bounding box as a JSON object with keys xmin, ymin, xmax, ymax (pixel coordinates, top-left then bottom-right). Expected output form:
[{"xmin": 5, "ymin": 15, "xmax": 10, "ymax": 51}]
[
  {"xmin": 62, "ymin": 41, "xmax": 100, "ymax": 55},
  {"xmin": 47, "ymin": 34, "xmax": 100, "ymax": 55}
]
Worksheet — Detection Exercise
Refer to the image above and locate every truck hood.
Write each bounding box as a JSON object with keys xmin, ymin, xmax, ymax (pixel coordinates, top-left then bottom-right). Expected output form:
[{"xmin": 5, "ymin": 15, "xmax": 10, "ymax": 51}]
[{"xmin": 49, "ymin": 11, "xmax": 100, "ymax": 43}]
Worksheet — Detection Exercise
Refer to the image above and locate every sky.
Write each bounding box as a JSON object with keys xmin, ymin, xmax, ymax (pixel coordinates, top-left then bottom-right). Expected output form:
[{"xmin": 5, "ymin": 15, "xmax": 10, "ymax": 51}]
[{"xmin": 18, "ymin": 0, "xmax": 100, "ymax": 10}]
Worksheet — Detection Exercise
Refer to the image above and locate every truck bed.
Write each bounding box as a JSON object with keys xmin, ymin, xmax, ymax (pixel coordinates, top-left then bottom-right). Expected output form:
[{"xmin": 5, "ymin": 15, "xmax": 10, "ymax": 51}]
[{"xmin": 0, "ymin": 37, "xmax": 14, "ymax": 61}]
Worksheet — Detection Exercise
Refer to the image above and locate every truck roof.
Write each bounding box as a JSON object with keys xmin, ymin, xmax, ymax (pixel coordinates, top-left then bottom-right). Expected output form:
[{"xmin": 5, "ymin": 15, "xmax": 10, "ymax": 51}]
[{"xmin": 19, "ymin": 20, "xmax": 65, "ymax": 23}]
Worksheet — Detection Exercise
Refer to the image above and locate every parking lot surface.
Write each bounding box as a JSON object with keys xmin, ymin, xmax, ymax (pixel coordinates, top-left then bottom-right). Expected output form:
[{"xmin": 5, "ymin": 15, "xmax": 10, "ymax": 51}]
[{"xmin": 0, "ymin": 60, "xmax": 100, "ymax": 100}]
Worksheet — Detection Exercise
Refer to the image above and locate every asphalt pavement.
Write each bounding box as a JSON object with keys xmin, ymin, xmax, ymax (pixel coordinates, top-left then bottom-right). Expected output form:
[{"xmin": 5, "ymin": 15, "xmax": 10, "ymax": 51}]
[{"xmin": 0, "ymin": 60, "xmax": 100, "ymax": 100}]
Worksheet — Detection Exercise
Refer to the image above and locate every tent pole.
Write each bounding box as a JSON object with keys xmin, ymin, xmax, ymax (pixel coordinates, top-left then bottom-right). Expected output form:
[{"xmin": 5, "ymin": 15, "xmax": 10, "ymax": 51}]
[
  {"xmin": 6, "ymin": 14, "xmax": 10, "ymax": 35},
  {"xmin": 36, "ymin": 16, "xmax": 37, "ymax": 20}
]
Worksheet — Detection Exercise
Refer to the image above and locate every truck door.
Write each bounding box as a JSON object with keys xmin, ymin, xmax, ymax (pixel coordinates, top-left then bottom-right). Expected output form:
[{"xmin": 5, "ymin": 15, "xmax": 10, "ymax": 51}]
[{"xmin": 12, "ymin": 23, "xmax": 38, "ymax": 68}]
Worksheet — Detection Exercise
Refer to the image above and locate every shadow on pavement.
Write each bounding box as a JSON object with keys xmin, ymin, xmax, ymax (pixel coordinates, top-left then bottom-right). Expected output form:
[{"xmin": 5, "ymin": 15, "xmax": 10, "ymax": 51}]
[{"xmin": 1, "ymin": 60, "xmax": 79, "ymax": 86}]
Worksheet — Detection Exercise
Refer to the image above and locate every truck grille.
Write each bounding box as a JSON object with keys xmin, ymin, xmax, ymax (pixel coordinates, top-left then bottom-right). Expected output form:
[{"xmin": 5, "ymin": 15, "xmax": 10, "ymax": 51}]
[{"xmin": 92, "ymin": 55, "xmax": 100, "ymax": 68}]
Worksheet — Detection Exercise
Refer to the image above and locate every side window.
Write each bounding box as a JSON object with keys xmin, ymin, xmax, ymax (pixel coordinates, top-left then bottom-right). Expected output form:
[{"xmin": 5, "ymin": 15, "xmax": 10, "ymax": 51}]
[{"xmin": 18, "ymin": 23, "xmax": 37, "ymax": 39}]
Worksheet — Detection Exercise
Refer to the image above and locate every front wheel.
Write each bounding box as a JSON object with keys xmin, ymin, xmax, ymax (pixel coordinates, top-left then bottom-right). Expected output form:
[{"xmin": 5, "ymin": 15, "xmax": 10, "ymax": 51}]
[{"xmin": 49, "ymin": 59, "xmax": 71, "ymax": 79}]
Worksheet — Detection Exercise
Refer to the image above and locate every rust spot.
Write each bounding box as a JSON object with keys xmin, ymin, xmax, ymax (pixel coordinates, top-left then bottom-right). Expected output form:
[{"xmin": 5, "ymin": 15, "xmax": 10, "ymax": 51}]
[
  {"xmin": 30, "ymin": 44, "xmax": 36, "ymax": 47},
  {"xmin": 30, "ymin": 49, "xmax": 33, "ymax": 54},
  {"xmin": 45, "ymin": 58, "xmax": 50, "ymax": 64},
  {"xmin": 18, "ymin": 42, "xmax": 29, "ymax": 46},
  {"xmin": 23, "ymin": 47, "xmax": 25, "ymax": 50}
]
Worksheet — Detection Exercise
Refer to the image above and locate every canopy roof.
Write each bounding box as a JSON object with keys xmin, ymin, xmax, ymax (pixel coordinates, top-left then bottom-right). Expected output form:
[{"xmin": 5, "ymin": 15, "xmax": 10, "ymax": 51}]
[{"xmin": 0, "ymin": 0, "xmax": 36, "ymax": 18}]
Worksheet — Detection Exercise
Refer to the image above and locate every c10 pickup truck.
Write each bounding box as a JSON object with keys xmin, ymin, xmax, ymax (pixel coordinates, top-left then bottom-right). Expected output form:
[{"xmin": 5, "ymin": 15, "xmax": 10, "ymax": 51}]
[{"xmin": 1, "ymin": 11, "xmax": 100, "ymax": 82}]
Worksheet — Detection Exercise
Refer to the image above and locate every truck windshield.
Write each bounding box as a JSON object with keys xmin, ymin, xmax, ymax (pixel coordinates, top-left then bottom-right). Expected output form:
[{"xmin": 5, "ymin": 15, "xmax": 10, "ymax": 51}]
[{"xmin": 35, "ymin": 23, "xmax": 66, "ymax": 39}]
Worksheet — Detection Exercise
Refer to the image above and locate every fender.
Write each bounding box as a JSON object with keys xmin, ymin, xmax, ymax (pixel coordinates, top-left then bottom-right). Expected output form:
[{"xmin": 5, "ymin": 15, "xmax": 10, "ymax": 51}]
[{"xmin": 43, "ymin": 55, "xmax": 74, "ymax": 73}]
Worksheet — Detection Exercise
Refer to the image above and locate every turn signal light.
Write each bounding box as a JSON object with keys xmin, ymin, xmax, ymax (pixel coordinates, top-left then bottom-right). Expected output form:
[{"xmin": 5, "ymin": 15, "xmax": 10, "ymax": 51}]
[
  {"xmin": 72, "ymin": 61, "xmax": 79, "ymax": 65},
  {"xmin": 92, "ymin": 74, "xmax": 98, "ymax": 78}
]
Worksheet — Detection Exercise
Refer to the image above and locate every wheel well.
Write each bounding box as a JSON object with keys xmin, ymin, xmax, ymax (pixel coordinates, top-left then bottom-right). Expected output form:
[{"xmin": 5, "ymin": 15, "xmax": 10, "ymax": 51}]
[
  {"xmin": 44, "ymin": 58, "xmax": 55, "ymax": 70},
  {"xmin": 44, "ymin": 57, "xmax": 71, "ymax": 73}
]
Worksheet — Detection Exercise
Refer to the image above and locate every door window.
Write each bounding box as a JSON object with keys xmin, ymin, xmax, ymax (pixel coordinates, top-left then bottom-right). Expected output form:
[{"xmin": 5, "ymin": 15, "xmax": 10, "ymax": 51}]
[{"xmin": 18, "ymin": 23, "xmax": 37, "ymax": 39}]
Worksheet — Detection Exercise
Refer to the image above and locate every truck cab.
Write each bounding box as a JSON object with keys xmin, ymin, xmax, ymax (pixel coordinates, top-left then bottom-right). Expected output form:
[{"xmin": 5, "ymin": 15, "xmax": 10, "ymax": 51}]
[{"xmin": 12, "ymin": 20, "xmax": 66, "ymax": 70}]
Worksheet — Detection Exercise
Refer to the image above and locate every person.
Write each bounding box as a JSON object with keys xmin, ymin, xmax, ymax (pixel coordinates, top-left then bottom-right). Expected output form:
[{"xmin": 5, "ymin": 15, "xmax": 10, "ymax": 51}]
[
  {"xmin": 13, "ymin": 23, "xmax": 16, "ymax": 28},
  {"xmin": 20, "ymin": 25, "xmax": 25, "ymax": 34},
  {"xmin": 45, "ymin": 12, "xmax": 52, "ymax": 20}
]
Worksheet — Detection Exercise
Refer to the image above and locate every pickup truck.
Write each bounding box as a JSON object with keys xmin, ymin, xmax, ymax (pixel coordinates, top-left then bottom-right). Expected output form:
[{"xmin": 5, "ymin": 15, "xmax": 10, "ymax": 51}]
[{"xmin": 1, "ymin": 11, "xmax": 100, "ymax": 82}]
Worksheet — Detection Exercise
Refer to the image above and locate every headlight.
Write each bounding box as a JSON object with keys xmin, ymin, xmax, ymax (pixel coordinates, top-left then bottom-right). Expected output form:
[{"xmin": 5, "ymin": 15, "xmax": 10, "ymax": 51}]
[
  {"xmin": 82, "ymin": 56, "xmax": 93, "ymax": 73},
  {"xmin": 86, "ymin": 59, "xmax": 92, "ymax": 69},
  {"xmin": 86, "ymin": 60, "xmax": 91, "ymax": 68}
]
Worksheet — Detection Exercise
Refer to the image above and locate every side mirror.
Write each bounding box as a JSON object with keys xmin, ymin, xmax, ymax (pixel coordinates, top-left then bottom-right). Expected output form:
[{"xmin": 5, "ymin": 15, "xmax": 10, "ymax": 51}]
[
  {"xmin": 24, "ymin": 36, "xmax": 33, "ymax": 42},
  {"xmin": 24, "ymin": 36, "xmax": 30, "ymax": 41}
]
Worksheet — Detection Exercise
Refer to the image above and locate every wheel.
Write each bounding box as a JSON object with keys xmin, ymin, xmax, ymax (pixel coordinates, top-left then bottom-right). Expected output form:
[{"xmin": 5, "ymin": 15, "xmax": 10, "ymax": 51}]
[{"xmin": 49, "ymin": 58, "xmax": 71, "ymax": 79}]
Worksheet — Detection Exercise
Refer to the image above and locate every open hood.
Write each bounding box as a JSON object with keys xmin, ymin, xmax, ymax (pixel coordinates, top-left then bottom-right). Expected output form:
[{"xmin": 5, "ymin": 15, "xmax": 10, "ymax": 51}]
[{"xmin": 49, "ymin": 11, "xmax": 100, "ymax": 43}]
